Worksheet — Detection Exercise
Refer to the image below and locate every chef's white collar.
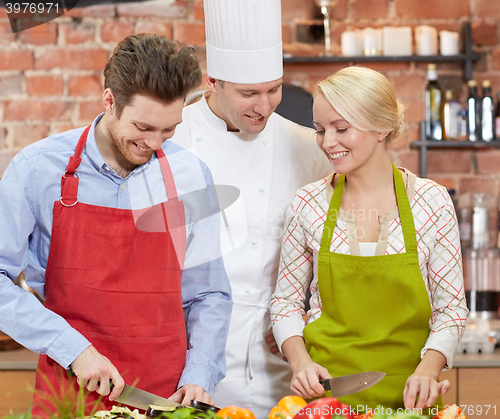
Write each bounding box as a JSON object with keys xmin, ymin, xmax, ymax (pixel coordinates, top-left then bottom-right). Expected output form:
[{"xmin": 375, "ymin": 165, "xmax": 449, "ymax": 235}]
[{"xmin": 198, "ymin": 92, "xmax": 234, "ymax": 132}]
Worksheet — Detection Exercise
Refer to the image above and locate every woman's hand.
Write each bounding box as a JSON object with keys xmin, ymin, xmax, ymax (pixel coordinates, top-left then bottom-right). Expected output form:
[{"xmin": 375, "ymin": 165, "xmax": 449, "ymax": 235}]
[
  {"xmin": 403, "ymin": 373, "xmax": 450, "ymax": 409},
  {"xmin": 282, "ymin": 336, "xmax": 331, "ymax": 400},
  {"xmin": 290, "ymin": 358, "xmax": 331, "ymax": 400},
  {"xmin": 403, "ymin": 349, "xmax": 449, "ymax": 409}
]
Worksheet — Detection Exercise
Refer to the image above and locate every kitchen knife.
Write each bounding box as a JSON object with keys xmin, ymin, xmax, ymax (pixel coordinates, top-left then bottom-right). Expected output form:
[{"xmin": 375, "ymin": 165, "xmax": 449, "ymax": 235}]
[
  {"xmin": 114, "ymin": 384, "xmax": 183, "ymax": 411},
  {"xmin": 320, "ymin": 371, "xmax": 386, "ymax": 397}
]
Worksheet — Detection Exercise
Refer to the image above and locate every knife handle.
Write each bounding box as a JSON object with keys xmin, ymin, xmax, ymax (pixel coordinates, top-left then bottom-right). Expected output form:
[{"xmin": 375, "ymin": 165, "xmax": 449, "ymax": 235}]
[{"xmin": 320, "ymin": 379, "xmax": 331, "ymax": 391}]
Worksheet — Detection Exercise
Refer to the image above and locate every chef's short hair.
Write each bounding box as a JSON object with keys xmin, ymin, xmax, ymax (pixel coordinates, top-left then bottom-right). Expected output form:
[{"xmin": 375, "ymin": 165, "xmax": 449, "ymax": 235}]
[
  {"xmin": 104, "ymin": 33, "xmax": 202, "ymax": 118},
  {"xmin": 314, "ymin": 66, "xmax": 405, "ymax": 145}
]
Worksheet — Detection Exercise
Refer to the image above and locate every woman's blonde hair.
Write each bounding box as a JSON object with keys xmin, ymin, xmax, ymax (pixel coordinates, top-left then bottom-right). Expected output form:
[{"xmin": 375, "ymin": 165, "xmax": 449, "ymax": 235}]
[{"xmin": 314, "ymin": 66, "xmax": 405, "ymax": 145}]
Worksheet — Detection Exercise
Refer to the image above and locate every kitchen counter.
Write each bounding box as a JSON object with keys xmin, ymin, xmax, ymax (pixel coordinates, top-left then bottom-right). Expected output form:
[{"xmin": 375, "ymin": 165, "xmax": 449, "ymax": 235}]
[
  {"xmin": 0, "ymin": 348, "xmax": 39, "ymax": 370},
  {"xmin": 452, "ymin": 348, "xmax": 500, "ymax": 368},
  {"xmin": 0, "ymin": 348, "xmax": 499, "ymax": 419},
  {"xmin": 2, "ymin": 347, "xmax": 500, "ymax": 370}
]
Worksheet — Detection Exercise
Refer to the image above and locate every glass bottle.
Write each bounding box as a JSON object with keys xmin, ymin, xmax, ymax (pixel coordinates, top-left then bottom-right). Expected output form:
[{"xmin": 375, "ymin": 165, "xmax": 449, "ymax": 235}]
[
  {"xmin": 425, "ymin": 63, "xmax": 442, "ymax": 140},
  {"xmin": 458, "ymin": 192, "xmax": 472, "ymax": 249},
  {"xmin": 472, "ymin": 193, "xmax": 491, "ymax": 249},
  {"xmin": 481, "ymin": 80, "xmax": 494, "ymax": 142},
  {"xmin": 467, "ymin": 80, "xmax": 481, "ymax": 141},
  {"xmin": 457, "ymin": 109, "xmax": 469, "ymax": 141},
  {"xmin": 441, "ymin": 89, "xmax": 460, "ymax": 140}
]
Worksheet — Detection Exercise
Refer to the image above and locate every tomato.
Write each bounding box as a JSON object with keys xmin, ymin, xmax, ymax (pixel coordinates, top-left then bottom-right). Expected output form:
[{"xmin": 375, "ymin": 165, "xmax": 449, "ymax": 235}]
[
  {"xmin": 354, "ymin": 410, "xmax": 373, "ymax": 419},
  {"xmin": 269, "ymin": 396, "xmax": 308, "ymax": 419},
  {"xmin": 292, "ymin": 397, "xmax": 354, "ymax": 419},
  {"xmin": 432, "ymin": 404, "xmax": 467, "ymax": 419},
  {"xmin": 217, "ymin": 406, "xmax": 257, "ymax": 419}
]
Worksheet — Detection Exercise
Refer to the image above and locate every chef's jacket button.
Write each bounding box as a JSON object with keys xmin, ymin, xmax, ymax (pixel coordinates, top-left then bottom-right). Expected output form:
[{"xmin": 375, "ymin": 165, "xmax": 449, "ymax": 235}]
[
  {"xmin": 263, "ymin": 139, "xmax": 269, "ymax": 145},
  {"xmin": 196, "ymin": 136, "xmax": 203, "ymax": 142},
  {"xmin": 244, "ymin": 289, "xmax": 250, "ymax": 294},
  {"xmin": 251, "ymin": 239, "xmax": 258, "ymax": 245},
  {"xmin": 259, "ymin": 186, "xmax": 265, "ymax": 192},
  {"xmin": 121, "ymin": 184, "xmax": 126, "ymax": 190}
]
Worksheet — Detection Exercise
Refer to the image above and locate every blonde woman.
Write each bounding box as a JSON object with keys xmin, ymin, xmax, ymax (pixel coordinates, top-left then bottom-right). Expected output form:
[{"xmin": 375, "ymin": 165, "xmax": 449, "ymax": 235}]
[{"xmin": 270, "ymin": 67, "xmax": 468, "ymax": 411}]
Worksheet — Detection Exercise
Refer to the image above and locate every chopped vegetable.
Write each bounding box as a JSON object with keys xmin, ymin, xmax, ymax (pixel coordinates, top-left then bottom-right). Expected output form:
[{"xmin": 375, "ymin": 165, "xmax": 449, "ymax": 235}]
[
  {"xmin": 432, "ymin": 405, "xmax": 467, "ymax": 419},
  {"xmin": 146, "ymin": 405, "xmax": 178, "ymax": 418}
]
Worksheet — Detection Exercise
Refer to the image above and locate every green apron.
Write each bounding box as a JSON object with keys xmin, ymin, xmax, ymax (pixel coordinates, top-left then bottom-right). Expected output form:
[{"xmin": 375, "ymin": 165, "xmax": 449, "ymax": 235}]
[{"xmin": 303, "ymin": 164, "xmax": 435, "ymax": 411}]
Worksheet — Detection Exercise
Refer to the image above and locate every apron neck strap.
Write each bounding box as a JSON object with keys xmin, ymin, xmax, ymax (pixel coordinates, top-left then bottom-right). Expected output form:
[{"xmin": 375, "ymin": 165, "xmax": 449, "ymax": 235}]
[
  {"xmin": 60, "ymin": 126, "xmax": 179, "ymax": 206},
  {"xmin": 392, "ymin": 164, "xmax": 418, "ymax": 254},
  {"xmin": 156, "ymin": 148, "xmax": 178, "ymax": 201},
  {"xmin": 320, "ymin": 164, "xmax": 418, "ymax": 254},
  {"xmin": 320, "ymin": 173, "xmax": 345, "ymax": 251},
  {"xmin": 60, "ymin": 125, "xmax": 91, "ymax": 207}
]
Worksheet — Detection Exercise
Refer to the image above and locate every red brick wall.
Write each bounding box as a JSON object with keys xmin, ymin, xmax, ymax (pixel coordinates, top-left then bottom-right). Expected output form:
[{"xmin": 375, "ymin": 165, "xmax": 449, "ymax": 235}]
[{"xmin": 0, "ymin": 0, "xmax": 499, "ymax": 200}]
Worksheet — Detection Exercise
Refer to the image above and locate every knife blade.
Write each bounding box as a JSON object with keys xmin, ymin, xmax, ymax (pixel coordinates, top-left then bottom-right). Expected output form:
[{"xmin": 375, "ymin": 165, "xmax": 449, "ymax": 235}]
[
  {"xmin": 114, "ymin": 384, "xmax": 183, "ymax": 411},
  {"xmin": 320, "ymin": 371, "xmax": 386, "ymax": 397}
]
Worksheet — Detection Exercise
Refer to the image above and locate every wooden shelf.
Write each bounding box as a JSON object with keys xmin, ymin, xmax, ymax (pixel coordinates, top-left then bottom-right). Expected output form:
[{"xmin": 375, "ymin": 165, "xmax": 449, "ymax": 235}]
[
  {"xmin": 411, "ymin": 140, "xmax": 500, "ymax": 149},
  {"xmin": 412, "ymin": 119, "xmax": 500, "ymax": 177},
  {"xmin": 284, "ymin": 22, "xmax": 480, "ymax": 81},
  {"xmin": 283, "ymin": 53, "xmax": 480, "ymax": 64}
]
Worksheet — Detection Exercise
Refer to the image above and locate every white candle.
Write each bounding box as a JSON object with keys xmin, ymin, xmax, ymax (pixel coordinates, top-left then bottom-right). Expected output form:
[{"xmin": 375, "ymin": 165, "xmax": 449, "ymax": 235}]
[
  {"xmin": 440, "ymin": 30, "xmax": 460, "ymax": 56},
  {"xmin": 341, "ymin": 29, "xmax": 363, "ymax": 57},
  {"xmin": 363, "ymin": 27, "xmax": 382, "ymax": 56},
  {"xmin": 382, "ymin": 27, "xmax": 412, "ymax": 56},
  {"xmin": 416, "ymin": 25, "xmax": 438, "ymax": 56}
]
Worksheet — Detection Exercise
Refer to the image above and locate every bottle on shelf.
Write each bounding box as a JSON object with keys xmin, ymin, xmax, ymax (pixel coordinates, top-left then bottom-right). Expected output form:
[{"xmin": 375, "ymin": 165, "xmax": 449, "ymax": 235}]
[
  {"xmin": 425, "ymin": 63, "xmax": 442, "ymax": 140},
  {"xmin": 458, "ymin": 192, "xmax": 472, "ymax": 248},
  {"xmin": 481, "ymin": 80, "xmax": 495, "ymax": 142},
  {"xmin": 467, "ymin": 80, "xmax": 481, "ymax": 142},
  {"xmin": 441, "ymin": 89, "xmax": 461, "ymax": 140},
  {"xmin": 495, "ymin": 92, "xmax": 500, "ymax": 140},
  {"xmin": 457, "ymin": 109, "xmax": 469, "ymax": 140}
]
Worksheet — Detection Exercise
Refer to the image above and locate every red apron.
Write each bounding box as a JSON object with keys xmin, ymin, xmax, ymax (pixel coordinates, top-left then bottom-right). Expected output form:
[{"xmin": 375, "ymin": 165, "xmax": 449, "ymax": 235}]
[{"xmin": 32, "ymin": 126, "xmax": 187, "ymax": 417}]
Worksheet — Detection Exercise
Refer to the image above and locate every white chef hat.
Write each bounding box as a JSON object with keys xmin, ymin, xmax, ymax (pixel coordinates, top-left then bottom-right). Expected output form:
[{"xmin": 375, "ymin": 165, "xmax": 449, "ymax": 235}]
[{"xmin": 204, "ymin": 0, "xmax": 283, "ymax": 84}]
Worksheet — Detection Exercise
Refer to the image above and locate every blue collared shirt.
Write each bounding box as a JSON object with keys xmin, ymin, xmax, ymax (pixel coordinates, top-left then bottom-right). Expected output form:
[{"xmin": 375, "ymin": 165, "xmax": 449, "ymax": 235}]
[{"xmin": 0, "ymin": 114, "xmax": 232, "ymax": 395}]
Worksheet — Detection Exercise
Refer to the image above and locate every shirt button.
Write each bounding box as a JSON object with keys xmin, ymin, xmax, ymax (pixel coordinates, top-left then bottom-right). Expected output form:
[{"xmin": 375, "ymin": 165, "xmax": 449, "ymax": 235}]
[
  {"xmin": 382, "ymin": 215, "xmax": 389, "ymax": 221},
  {"xmin": 251, "ymin": 239, "xmax": 258, "ymax": 245},
  {"xmin": 99, "ymin": 169, "xmax": 102, "ymax": 174},
  {"xmin": 263, "ymin": 139, "xmax": 269, "ymax": 145},
  {"xmin": 380, "ymin": 235, "xmax": 387, "ymax": 240},
  {"xmin": 105, "ymin": 167, "xmax": 111, "ymax": 171},
  {"xmin": 196, "ymin": 136, "xmax": 203, "ymax": 142},
  {"xmin": 259, "ymin": 186, "xmax": 265, "ymax": 192},
  {"xmin": 244, "ymin": 289, "xmax": 251, "ymax": 294},
  {"xmin": 121, "ymin": 184, "xmax": 126, "ymax": 190}
]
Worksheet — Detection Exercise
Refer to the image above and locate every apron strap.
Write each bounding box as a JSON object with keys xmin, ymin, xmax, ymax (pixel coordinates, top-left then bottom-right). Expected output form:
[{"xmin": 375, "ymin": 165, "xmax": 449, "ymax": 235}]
[
  {"xmin": 320, "ymin": 173, "xmax": 345, "ymax": 252},
  {"xmin": 392, "ymin": 164, "xmax": 418, "ymax": 256},
  {"xmin": 156, "ymin": 148, "xmax": 179, "ymax": 201},
  {"xmin": 319, "ymin": 164, "xmax": 418, "ymax": 258},
  {"xmin": 60, "ymin": 125, "xmax": 90, "ymax": 207},
  {"xmin": 60, "ymin": 126, "xmax": 180, "ymax": 206}
]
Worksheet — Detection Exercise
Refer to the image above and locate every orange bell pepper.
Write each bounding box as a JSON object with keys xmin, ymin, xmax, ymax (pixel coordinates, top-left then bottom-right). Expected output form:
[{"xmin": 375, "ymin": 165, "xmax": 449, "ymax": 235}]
[
  {"xmin": 217, "ymin": 406, "xmax": 257, "ymax": 419},
  {"xmin": 269, "ymin": 396, "xmax": 307, "ymax": 419}
]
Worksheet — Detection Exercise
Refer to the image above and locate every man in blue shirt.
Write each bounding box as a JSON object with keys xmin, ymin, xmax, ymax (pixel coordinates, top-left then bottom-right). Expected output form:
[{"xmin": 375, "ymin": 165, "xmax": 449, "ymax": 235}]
[{"xmin": 0, "ymin": 33, "xmax": 231, "ymax": 416}]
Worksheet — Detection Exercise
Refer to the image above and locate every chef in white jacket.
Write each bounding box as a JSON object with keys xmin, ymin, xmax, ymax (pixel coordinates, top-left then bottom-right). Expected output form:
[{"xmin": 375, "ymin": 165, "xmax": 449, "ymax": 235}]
[{"xmin": 171, "ymin": 0, "xmax": 331, "ymax": 417}]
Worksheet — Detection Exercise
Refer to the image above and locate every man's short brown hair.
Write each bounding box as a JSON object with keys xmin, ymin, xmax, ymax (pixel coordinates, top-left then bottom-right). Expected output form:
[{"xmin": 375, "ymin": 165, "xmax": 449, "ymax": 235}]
[{"xmin": 104, "ymin": 33, "xmax": 202, "ymax": 117}]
